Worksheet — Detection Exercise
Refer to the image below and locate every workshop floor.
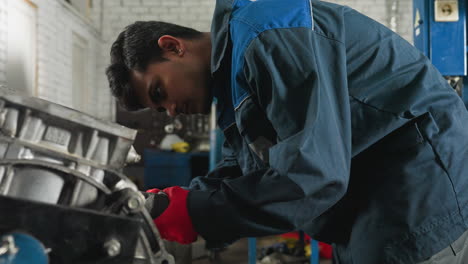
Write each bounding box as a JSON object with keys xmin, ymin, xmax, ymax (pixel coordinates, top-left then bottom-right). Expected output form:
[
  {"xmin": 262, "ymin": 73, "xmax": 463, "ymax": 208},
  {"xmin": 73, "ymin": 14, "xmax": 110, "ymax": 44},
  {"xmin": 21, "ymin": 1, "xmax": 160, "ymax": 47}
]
[{"xmin": 191, "ymin": 237, "xmax": 333, "ymax": 264}]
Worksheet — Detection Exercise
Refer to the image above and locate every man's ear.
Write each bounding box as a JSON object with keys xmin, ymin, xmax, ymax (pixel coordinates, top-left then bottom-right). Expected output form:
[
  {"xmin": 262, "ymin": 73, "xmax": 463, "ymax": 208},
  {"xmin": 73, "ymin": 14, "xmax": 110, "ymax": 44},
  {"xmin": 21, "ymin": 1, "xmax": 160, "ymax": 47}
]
[{"xmin": 158, "ymin": 35, "xmax": 184, "ymax": 57}]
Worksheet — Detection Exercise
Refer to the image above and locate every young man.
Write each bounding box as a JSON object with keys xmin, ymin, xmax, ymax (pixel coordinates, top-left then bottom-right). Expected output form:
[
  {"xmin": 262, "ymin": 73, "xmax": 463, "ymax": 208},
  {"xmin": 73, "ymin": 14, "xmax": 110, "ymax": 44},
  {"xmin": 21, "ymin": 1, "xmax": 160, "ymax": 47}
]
[{"xmin": 106, "ymin": 0, "xmax": 468, "ymax": 263}]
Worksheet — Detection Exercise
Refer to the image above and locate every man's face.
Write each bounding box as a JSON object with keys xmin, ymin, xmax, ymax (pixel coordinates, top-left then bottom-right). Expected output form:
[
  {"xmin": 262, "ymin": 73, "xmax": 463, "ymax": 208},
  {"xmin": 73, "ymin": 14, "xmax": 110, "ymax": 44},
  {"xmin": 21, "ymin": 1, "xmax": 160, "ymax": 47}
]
[{"xmin": 130, "ymin": 36, "xmax": 212, "ymax": 116}]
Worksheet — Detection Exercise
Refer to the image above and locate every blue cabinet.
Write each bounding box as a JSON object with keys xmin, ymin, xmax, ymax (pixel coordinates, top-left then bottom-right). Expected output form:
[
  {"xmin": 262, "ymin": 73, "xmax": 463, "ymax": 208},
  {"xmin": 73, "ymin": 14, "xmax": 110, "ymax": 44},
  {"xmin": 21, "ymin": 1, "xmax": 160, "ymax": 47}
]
[
  {"xmin": 413, "ymin": 0, "xmax": 466, "ymax": 76},
  {"xmin": 144, "ymin": 150, "xmax": 209, "ymax": 189}
]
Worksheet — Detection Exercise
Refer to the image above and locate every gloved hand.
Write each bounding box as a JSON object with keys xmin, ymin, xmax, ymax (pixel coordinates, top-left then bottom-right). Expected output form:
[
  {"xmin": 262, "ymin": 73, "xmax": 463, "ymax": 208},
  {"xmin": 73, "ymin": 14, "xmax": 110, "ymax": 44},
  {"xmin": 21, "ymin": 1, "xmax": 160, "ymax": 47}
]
[
  {"xmin": 142, "ymin": 189, "xmax": 169, "ymax": 219},
  {"xmin": 145, "ymin": 186, "xmax": 198, "ymax": 244}
]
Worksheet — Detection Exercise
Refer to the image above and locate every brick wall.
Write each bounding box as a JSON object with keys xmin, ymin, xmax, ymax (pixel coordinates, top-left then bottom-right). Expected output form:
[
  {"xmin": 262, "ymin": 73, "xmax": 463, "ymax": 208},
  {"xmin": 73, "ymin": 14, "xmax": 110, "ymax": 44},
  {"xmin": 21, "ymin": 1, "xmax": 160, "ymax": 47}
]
[
  {"xmin": 0, "ymin": 1, "xmax": 7, "ymax": 87},
  {"xmin": 327, "ymin": 0, "xmax": 413, "ymax": 43},
  {"xmin": 0, "ymin": 0, "xmax": 112, "ymax": 119},
  {"xmin": 35, "ymin": 0, "xmax": 107, "ymax": 117}
]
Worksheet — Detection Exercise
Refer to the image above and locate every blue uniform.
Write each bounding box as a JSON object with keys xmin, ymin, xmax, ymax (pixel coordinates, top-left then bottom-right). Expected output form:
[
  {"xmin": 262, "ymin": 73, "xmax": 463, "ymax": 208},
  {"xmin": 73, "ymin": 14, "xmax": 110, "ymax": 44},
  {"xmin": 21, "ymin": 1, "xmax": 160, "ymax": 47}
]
[{"xmin": 187, "ymin": 0, "xmax": 468, "ymax": 263}]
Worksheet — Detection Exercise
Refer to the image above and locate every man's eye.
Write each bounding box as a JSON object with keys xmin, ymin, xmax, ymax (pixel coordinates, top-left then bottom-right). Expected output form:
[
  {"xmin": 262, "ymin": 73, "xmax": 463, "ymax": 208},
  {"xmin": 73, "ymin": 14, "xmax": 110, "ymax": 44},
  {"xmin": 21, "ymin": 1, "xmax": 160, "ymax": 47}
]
[{"xmin": 150, "ymin": 86, "xmax": 162, "ymax": 103}]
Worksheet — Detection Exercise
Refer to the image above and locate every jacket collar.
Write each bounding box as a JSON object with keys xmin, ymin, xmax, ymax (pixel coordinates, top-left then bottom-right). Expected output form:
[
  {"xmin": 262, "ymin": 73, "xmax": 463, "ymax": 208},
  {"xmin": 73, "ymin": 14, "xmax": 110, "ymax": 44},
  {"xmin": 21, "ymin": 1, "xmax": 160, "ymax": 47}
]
[{"xmin": 210, "ymin": 0, "xmax": 233, "ymax": 75}]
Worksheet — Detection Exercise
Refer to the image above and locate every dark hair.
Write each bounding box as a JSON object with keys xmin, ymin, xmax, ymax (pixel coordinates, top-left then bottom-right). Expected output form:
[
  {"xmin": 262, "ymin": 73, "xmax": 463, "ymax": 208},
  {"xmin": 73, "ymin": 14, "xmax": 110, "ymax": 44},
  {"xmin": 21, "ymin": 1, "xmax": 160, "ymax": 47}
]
[{"xmin": 106, "ymin": 21, "xmax": 203, "ymax": 111}]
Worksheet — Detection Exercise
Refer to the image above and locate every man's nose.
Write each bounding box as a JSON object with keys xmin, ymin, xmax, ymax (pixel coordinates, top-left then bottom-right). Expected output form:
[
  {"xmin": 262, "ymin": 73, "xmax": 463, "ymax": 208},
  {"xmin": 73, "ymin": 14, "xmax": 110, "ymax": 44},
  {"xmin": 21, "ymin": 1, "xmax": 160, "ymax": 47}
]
[{"xmin": 165, "ymin": 103, "xmax": 177, "ymax": 117}]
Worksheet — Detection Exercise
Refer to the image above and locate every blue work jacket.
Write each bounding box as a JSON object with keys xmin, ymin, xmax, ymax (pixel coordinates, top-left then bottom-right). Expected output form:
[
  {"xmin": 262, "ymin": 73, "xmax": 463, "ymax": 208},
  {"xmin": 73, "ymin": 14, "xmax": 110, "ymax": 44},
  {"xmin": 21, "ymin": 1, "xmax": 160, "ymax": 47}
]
[{"xmin": 188, "ymin": 0, "xmax": 468, "ymax": 263}]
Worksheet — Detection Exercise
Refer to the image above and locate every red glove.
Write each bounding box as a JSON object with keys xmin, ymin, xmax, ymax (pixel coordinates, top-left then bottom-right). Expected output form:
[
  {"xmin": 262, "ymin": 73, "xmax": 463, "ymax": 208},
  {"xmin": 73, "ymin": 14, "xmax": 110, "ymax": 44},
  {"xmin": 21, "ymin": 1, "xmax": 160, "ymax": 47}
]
[
  {"xmin": 146, "ymin": 186, "xmax": 198, "ymax": 244},
  {"xmin": 146, "ymin": 188, "xmax": 161, "ymax": 194}
]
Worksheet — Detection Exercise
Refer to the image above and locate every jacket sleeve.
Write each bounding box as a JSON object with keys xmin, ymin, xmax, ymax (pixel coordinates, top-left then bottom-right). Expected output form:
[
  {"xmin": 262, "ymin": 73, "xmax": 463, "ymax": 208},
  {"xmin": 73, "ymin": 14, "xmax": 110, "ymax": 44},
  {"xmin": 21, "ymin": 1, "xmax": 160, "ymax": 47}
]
[
  {"xmin": 189, "ymin": 139, "xmax": 243, "ymax": 191},
  {"xmin": 188, "ymin": 27, "xmax": 352, "ymax": 246}
]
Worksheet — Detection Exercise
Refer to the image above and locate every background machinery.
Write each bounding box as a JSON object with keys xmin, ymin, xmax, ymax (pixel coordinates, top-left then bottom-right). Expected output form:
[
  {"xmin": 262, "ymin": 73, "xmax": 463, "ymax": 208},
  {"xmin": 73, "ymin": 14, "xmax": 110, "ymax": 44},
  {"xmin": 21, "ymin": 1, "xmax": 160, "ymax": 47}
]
[{"xmin": 413, "ymin": 0, "xmax": 468, "ymax": 108}]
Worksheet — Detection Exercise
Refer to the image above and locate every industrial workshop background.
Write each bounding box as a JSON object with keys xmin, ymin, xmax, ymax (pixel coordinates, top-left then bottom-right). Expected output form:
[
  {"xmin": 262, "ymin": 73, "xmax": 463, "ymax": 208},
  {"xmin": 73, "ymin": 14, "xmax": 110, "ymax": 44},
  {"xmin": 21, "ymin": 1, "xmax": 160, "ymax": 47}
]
[{"xmin": 0, "ymin": 0, "xmax": 417, "ymax": 263}]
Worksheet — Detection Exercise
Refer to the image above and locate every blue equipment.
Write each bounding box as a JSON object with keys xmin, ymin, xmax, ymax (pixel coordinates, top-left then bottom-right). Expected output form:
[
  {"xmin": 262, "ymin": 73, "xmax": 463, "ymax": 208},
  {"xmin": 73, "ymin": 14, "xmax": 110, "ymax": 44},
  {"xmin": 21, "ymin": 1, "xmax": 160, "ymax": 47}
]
[
  {"xmin": 413, "ymin": 0, "xmax": 468, "ymax": 107},
  {"xmin": 0, "ymin": 233, "xmax": 48, "ymax": 264},
  {"xmin": 144, "ymin": 150, "xmax": 208, "ymax": 189}
]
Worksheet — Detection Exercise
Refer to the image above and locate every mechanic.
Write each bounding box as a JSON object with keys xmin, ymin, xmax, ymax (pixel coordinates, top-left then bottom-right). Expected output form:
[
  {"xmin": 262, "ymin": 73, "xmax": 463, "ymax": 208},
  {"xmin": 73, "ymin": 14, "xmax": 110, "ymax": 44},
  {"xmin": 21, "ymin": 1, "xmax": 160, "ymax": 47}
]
[{"xmin": 105, "ymin": 0, "xmax": 468, "ymax": 263}]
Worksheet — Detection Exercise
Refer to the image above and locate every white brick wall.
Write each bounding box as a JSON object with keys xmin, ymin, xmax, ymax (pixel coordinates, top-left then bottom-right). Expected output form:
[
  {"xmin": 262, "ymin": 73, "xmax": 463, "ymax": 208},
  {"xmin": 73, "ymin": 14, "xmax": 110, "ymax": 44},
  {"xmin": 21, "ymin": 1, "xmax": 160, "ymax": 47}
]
[
  {"xmin": 326, "ymin": 0, "xmax": 413, "ymax": 43},
  {"xmin": 0, "ymin": 1, "xmax": 7, "ymax": 87},
  {"xmin": 35, "ymin": 0, "xmax": 113, "ymax": 119},
  {"xmin": 0, "ymin": 0, "xmax": 413, "ymax": 121},
  {"xmin": 0, "ymin": 0, "xmax": 112, "ymax": 120}
]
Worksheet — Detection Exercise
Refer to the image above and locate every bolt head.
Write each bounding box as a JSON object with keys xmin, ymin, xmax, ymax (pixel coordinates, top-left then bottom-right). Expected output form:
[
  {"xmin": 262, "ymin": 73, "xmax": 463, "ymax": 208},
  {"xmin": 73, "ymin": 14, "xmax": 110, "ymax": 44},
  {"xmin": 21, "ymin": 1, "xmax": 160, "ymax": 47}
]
[
  {"xmin": 127, "ymin": 197, "xmax": 141, "ymax": 210},
  {"xmin": 104, "ymin": 239, "xmax": 121, "ymax": 257}
]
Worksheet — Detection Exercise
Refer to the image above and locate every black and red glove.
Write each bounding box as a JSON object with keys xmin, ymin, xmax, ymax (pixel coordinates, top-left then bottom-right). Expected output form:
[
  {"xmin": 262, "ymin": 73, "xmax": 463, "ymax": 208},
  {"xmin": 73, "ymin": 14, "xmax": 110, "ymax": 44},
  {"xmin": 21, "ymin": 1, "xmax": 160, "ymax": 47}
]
[{"xmin": 146, "ymin": 186, "xmax": 198, "ymax": 244}]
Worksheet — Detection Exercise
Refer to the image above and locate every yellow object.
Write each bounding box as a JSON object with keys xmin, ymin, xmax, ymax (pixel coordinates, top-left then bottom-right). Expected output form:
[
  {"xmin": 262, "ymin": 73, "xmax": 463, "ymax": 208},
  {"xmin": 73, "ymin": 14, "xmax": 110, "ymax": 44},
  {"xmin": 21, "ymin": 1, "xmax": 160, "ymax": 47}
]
[
  {"xmin": 279, "ymin": 236, "xmax": 312, "ymax": 257},
  {"xmin": 171, "ymin": 142, "xmax": 190, "ymax": 153},
  {"xmin": 304, "ymin": 244, "xmax": 311, "ymax": 257}
]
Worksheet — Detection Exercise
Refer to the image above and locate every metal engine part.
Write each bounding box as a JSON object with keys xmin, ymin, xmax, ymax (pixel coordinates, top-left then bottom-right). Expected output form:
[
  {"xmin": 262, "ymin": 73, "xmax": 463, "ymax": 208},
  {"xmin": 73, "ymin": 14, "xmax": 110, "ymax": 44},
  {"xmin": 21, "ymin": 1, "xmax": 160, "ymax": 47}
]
[{"xmin": 0, "ymin": 90, "xmax": 174, "ymax": 264}]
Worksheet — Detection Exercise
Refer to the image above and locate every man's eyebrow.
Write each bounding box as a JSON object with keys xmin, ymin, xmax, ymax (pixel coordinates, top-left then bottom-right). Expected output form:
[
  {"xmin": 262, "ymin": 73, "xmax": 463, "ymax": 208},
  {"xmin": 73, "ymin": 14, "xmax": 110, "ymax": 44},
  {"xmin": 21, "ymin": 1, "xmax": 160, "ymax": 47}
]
[{"xmin": 147, "ymin": 77, "xmax": 154, "ymax": 97}]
